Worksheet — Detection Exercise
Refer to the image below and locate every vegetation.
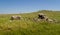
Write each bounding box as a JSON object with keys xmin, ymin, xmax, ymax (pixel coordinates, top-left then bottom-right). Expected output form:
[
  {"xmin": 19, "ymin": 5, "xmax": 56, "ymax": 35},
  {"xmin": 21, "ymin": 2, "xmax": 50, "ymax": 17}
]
[{"xmin": 0, "ymin": 10, "xmax": 60, "ymax": 35}]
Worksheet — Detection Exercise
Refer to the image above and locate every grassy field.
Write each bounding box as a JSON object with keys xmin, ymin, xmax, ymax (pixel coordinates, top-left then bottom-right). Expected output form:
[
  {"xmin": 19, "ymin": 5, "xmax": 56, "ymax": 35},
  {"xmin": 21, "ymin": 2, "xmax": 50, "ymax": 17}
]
[{"xmin": 0, "ymin": 10, "xmax": 60, "ymax": 35}]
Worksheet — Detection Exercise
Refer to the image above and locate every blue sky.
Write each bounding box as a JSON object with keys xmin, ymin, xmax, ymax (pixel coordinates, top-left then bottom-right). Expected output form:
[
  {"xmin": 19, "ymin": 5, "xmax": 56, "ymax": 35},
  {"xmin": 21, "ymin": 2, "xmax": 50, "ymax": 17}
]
[{"xmin": 0, "ymin": 0, "xmax": 60, "ymax": 14}]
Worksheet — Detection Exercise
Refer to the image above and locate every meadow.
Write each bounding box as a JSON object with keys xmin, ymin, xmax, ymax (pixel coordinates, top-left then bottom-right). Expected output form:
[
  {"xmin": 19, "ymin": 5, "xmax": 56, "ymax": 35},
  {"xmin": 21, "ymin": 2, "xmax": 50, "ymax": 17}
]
[{"xmin": 0, "ymin": 10, "xmax": 60, "ymax": 35}]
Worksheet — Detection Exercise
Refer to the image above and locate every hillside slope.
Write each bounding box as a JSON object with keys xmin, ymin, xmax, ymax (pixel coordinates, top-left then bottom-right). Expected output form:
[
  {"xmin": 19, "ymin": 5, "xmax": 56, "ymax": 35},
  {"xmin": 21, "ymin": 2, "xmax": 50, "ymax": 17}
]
[{"xmin": 0, "ymin": 10, "xmax": 60, "ymax": 35}]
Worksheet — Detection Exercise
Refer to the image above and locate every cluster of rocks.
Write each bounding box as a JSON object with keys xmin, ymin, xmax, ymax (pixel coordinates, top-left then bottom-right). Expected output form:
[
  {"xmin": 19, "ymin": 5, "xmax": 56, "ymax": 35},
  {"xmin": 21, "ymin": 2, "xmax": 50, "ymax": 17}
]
[
  {"xmin": 10, "ymin": 13, "xmax": 57, "ymax": 23},
  {"xmin": 34, "ymin": 13, "xmax": 57, "ymax": 22}
]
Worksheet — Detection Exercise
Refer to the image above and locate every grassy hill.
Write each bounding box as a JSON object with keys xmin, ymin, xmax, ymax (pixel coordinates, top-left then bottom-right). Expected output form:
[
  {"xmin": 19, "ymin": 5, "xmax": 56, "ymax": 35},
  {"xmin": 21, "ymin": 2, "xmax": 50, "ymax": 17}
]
[{"xmin": 0, "ymin": 10, "xmax": 60, "ymax": 35}]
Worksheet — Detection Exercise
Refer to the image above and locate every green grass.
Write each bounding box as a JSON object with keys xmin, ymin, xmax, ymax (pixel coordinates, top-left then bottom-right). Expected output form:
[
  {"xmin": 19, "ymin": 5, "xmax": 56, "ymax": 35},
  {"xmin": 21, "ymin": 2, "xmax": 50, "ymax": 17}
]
[{"xmin": 0, "ymin": 10, "xmax": 60, "ymax": 35}]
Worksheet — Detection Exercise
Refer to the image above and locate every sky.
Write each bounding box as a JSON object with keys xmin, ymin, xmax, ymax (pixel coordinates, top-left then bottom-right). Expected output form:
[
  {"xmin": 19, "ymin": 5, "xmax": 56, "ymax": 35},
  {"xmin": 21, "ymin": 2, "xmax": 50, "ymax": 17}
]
[{"xmin": 0, "ymin": 0, "xmax": 60, "ymax": 14}]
